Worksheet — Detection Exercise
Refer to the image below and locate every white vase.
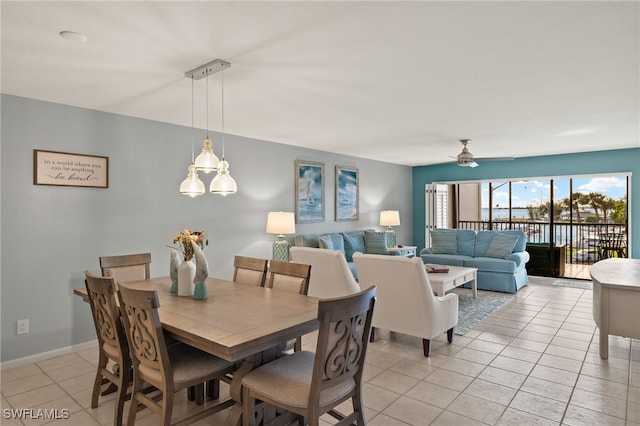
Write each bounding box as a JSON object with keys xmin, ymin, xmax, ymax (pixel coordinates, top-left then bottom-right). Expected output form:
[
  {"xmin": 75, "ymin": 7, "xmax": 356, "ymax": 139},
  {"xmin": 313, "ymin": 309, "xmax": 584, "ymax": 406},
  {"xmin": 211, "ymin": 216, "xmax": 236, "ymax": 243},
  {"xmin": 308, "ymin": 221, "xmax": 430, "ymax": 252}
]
[{"xmin": 177, "ymin": 258, "xmax": 196, "ymax": 296}]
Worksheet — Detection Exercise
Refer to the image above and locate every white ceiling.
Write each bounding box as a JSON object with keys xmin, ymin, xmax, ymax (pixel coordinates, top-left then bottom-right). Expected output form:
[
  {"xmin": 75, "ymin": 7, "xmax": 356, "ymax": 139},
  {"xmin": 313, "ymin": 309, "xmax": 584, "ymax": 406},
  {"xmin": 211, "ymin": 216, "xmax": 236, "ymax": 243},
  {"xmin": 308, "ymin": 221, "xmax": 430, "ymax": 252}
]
[{"xmin": 2, "ymin": 1, "xmax": 639, "ymax": 166}]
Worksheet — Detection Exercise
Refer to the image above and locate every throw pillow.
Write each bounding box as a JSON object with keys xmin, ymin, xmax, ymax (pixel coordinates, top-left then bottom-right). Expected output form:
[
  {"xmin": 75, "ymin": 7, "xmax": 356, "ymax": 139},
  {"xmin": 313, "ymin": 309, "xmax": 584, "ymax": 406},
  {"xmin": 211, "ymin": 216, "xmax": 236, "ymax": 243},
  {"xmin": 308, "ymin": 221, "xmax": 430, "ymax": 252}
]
[
  {"xmin": 318, "ymin": 234, "xmax": 345, "ymax": 253},
  {"xmin": 485, "ymin": 233, "xmax": 519, "ymax": 259},
  {"xmin": 343, "ymin": 232, "xmax": 366, "ymax": 262},
  {"xmin": 430, "ymin": 229, "xmax": 457, "ymax": 254},
  {"xmin": 317, "ymin": 235, "xmax": 334, "ymax": 250},
  {"xmin": 364, "ymin": 230, "xmax": 389, "ymax": 255}
]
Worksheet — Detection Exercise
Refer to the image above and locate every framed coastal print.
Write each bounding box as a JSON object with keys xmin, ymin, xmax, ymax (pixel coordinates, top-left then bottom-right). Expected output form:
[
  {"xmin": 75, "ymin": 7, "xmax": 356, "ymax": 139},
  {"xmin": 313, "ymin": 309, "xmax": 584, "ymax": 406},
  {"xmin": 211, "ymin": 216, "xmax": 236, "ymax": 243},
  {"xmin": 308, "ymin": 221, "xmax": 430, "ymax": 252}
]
[
  {"xmin": 335, "ymin": 165, "xmax": 359, "ymax": 221},
  {"xmin": 34, "ymin": 149, "xmax": 109, "ymax": 188},
  {"xmin": 295, "ymin": 160, "xmax": 325, "ymax": 223}
]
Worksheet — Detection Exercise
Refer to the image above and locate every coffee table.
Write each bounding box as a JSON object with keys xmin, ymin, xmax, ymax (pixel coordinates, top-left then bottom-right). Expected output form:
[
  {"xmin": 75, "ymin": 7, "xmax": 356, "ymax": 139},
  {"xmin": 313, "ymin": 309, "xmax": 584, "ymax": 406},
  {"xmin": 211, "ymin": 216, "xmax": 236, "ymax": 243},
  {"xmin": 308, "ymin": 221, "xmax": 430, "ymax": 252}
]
[{"xmin": 426, "ymin": 265, "xmax": 478, "ymax": 298}]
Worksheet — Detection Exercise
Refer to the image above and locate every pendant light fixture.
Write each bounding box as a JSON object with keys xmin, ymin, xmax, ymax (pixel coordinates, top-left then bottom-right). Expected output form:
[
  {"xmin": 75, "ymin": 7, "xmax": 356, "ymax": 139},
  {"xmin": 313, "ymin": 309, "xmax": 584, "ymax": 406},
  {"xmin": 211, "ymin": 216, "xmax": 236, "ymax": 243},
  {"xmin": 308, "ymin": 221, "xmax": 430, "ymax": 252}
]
[
  {"xmin": 210, "ymin": 66, "xmax": 237, "ymax": 196},
  {"xmin": 193, "ymin": 67, "xmax": 219, "ymax": 173},
  {"xmin": 179, "ymin": 76, "xmax": 205, "ymax": 197},
  {"xmin": 181, "ymin": 59, "xmax": 236, "ymax": 196}
]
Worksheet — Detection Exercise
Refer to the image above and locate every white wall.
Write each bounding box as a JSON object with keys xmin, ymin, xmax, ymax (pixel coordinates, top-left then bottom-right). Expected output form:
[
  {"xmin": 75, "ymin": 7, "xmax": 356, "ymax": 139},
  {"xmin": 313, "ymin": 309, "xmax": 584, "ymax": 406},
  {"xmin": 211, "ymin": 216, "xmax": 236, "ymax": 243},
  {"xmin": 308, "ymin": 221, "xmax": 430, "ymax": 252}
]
[{"xmin": 0, "ymin": 95, "xmax": 412, "ymax": 362}]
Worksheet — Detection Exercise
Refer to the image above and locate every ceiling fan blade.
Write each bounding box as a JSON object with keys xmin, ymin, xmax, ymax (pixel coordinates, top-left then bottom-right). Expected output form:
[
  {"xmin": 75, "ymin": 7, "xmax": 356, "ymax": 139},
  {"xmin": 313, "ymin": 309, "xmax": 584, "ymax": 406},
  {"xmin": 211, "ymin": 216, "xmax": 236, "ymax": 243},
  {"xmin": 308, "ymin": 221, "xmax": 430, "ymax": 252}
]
[{"xmin": 474, "ymin": 156, "xmax": 514, "ymax": 162}]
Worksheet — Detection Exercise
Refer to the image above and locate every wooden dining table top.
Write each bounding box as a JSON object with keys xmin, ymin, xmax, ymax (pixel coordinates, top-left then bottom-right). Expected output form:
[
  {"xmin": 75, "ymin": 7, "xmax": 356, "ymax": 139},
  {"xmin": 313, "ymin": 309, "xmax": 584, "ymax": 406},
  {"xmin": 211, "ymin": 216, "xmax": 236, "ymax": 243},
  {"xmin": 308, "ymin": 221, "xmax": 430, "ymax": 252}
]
[{"xmin": 74, "ymin": 276, "xmax": 320, "ymax": 362}]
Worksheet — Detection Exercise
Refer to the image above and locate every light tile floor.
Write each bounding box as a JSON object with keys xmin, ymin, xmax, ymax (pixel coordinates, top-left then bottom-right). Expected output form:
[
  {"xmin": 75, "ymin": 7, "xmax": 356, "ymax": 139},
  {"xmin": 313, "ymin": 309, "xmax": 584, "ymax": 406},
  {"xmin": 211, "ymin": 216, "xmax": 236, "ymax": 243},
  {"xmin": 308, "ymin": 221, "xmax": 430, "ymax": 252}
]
[{"xmin": 1, "ymin": 276, "xmax": 639, "ymax": 425}]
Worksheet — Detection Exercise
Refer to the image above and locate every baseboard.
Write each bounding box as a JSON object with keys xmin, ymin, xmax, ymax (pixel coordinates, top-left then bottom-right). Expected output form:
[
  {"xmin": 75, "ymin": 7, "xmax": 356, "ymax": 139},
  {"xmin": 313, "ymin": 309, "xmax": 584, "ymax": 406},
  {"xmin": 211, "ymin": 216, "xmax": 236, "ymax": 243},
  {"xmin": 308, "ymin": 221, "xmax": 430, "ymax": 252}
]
[{"xmin": 0, "ymin": 340, "xmax": 98, "ymax": 371}]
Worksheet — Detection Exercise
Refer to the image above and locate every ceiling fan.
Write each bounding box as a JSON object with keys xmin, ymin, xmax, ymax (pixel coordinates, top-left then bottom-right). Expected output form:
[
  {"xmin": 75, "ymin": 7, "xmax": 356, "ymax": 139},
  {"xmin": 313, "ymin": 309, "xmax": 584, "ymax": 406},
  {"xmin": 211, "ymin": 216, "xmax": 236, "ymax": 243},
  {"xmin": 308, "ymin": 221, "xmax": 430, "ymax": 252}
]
[{"xmin": 451, "ymin": 139, "xmax": 514, "ymax": 168}]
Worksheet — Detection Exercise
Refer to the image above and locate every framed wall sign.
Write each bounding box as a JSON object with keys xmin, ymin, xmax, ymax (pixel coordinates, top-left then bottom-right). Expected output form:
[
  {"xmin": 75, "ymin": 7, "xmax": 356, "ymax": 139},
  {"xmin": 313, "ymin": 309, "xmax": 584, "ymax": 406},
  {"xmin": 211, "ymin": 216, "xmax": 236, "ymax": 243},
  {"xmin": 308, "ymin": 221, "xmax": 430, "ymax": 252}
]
[
  {"xmin": 295, "ymin": 160, "xmax": 324, "ymax": 223},
  {"xmin": 335, "ymin": 165, "xmax": 359, "ymax": 221},
  {"xmin": 34, "ymin": 150, "xmax": 109, "ymax": 188}
]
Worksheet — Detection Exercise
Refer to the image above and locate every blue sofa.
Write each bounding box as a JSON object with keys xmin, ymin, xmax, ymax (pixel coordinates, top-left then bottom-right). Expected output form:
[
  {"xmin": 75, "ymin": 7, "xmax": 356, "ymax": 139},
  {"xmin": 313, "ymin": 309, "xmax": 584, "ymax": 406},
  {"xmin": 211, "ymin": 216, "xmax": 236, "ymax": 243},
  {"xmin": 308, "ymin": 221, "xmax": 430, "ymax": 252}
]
[
  {"xmin": 294, "ymin": 229, "xmax": 401, "ymax": 279},
  {"xmin": 420, "ymin": 229, "xmax": 529, "ymax": 293}
]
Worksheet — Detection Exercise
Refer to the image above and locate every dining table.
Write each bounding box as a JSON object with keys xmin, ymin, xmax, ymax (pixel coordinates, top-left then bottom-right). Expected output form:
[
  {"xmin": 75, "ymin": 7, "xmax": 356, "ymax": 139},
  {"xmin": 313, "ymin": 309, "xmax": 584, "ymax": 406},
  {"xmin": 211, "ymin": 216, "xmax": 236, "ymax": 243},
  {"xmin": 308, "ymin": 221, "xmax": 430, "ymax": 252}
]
[{"xmin": 74, "ymin": 275, "xmax": 320, "ymax": 423}]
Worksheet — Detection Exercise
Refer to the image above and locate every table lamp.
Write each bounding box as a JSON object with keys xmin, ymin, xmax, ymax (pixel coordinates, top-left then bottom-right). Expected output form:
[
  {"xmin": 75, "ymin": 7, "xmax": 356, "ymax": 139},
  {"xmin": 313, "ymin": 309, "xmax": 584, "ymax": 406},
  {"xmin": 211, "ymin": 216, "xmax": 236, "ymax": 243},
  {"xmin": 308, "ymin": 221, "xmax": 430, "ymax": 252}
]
[
  {"xmin": 266, "ymin": 212, "xmax": 295, "ymax": 262},
  {"xmin": 380, "ymin": 210, "xmax": 400, "ymax": 248}
]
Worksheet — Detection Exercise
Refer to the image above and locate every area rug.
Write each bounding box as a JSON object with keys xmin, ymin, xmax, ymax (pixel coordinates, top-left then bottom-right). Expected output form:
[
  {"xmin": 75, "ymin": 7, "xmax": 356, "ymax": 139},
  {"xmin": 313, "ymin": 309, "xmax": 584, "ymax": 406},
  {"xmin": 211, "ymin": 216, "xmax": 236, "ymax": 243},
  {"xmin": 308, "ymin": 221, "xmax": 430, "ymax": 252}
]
[
  {"xmin": 451, "ymin": 288, "xmax": 514, "ymax": 335},
  {"xmin": 552, "ymin": 279, "xmax": 593, "ymax": 290}
]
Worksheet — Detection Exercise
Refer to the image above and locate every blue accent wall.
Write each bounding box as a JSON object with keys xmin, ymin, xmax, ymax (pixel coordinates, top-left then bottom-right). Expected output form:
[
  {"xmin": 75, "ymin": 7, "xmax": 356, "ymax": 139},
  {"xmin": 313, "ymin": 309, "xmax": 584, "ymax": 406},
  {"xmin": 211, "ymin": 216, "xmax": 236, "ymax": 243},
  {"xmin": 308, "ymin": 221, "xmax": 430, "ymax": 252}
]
[{"xmin": 412, "ymin": 148, "xmax": 640, "ymax": 257}]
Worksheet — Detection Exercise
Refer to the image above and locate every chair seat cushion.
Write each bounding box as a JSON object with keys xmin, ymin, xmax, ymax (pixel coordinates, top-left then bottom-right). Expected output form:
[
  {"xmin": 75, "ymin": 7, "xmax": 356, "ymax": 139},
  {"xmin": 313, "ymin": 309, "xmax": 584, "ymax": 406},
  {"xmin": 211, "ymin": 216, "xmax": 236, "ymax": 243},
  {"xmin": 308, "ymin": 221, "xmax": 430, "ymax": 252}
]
[
  {"xmin": 242, "ymin": 351, "xmax": 356, "ymax": 409},
  {"xmin": 143, "ymin": 343, "xmax": 234, "ymax": 387}
]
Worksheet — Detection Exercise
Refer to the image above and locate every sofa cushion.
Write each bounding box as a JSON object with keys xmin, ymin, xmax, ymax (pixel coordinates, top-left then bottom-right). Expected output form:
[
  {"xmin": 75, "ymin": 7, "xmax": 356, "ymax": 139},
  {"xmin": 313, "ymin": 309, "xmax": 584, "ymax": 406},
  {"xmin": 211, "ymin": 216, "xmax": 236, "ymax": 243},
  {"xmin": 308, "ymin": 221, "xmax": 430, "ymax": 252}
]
[
  {"xmin": 486, "ymin": 233, "xmax": 519, "ymax": 259},
  {"xmin": 318, "ymin": 233, "xmax": 345, "ymax": 253},
  {"xmin": 464, "ymin": 257, "xmax": 518, "ymax": 273},
  {"xmin": 364, "ymin": 230, "xmax": 389, "ymax": 255},
  {"xmin": 431, "ymin": 229, "xmax": 457, "ymax": 254},
  {"xmin": 456, "ymin": 229, "xmax": 477, "ymax": 257},
  {"xmin": 294, "ymin": 234, "xmax": 320, "ymax": 248},
  {"xmin": 343, "ymin": 231, "xmax": 366, "ymax": 262},
  {"xmin": 498, "ymin": 230, "xmax": 527, "ymax": 252},
  {"xmin": 421, "ymin": 253, "xmax": 468, "ymax": 267},
  {"xmin": 475, "ymin": 230, "xmax": 526, "ymax": 257}
]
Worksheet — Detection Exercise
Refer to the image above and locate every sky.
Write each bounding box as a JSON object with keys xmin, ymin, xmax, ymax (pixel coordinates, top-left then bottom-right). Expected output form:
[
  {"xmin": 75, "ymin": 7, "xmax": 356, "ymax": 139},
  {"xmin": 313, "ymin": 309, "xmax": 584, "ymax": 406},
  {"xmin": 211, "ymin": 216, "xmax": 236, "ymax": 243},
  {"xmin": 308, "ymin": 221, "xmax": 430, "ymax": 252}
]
[{"xmin": 482, "ymin": 176, "xmax": 627, "ymax": 208}]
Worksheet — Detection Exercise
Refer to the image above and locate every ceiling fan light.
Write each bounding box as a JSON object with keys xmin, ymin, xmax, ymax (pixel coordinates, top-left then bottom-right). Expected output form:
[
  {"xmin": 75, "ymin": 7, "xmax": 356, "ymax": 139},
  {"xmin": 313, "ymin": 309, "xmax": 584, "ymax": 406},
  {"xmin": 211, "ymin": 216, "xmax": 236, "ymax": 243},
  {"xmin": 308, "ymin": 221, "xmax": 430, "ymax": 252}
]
[{"xmin": 194, "ymin": 137, "xmax": 219, "ymax": 173}]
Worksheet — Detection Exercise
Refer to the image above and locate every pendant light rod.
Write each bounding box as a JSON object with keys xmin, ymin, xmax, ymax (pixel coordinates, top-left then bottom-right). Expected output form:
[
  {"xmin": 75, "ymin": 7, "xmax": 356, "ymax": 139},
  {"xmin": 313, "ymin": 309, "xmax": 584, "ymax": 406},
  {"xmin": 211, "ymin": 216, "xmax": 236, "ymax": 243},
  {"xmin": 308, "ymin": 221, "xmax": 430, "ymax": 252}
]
[
  {"xmin": 185, "ymin": 59, "xmax": 230, "ymax": 80},
  {"xmin": 190, "ymin": 76, "xmax": 195, "ymax": 163},
  {"xmin": 221, "ymin": 67, "xmax": 225, "ymax": 159}
]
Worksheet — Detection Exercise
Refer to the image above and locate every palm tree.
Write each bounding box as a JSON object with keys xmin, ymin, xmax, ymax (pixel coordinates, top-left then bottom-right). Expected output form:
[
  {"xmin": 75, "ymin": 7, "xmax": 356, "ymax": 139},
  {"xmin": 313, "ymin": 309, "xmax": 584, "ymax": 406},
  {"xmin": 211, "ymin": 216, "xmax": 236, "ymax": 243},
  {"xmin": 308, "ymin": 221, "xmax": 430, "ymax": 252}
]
[
  {"xmin": 586, "ymin": 192, "xmax": 607, "ymax": 220},
  {"xmin": 565, "ymin": 193, "xmax": 588, "ymax": 222},
  {"xmin": 599, "ymin": 196, "xmax": 616, "ymax": 223}
]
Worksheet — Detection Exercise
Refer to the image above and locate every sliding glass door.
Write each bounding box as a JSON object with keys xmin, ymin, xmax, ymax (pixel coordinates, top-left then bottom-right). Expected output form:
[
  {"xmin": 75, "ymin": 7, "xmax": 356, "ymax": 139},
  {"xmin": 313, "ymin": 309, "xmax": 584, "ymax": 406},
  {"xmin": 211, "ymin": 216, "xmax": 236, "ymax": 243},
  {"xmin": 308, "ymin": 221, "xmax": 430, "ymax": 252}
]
[{"xmin": 431, "ymin": 174, "xmax": 629, "ymax": 279}]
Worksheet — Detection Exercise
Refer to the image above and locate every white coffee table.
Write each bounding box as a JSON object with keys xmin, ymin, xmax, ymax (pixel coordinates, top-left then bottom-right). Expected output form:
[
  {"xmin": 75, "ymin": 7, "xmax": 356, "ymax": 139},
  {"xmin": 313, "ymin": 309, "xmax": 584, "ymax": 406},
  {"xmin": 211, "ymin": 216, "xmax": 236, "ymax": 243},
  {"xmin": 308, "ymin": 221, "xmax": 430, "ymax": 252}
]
[{"xmin": 426, "ymin": 265, "xmax": 478, "ymax": 298}]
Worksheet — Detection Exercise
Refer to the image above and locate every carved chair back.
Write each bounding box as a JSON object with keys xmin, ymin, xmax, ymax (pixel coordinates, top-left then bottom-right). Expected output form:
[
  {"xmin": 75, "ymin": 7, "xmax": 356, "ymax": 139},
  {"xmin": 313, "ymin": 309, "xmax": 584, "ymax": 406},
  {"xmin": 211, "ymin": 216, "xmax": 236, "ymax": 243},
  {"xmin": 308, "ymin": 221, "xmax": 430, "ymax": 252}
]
[
  {"xmin": 84, "ymin": 271, "xmax": 131, "ymax": 425},
  {"xmin": 310, "ymin": 286, "xmax": 376, "ymax": 409}
]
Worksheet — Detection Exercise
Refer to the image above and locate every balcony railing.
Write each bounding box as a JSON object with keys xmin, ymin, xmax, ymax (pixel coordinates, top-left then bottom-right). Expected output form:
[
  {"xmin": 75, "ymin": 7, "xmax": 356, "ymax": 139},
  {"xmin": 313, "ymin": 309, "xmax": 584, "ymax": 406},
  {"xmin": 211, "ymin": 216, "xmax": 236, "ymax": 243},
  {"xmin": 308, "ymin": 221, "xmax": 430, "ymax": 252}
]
[{"xmin": 458, "ymin": 220, "xmax": 628, "ymax": 265}]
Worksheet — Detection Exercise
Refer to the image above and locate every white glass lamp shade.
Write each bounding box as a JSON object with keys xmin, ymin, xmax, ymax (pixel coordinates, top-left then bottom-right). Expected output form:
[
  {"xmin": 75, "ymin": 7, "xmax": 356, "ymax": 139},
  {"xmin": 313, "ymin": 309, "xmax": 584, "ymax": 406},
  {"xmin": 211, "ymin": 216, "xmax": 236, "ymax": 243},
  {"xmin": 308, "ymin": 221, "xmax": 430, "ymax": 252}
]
[
  {"xmin": 194, "ymin": 137, "xmax": 219, "ymax": 173},
  {"xmin": 179, "ymin": 165, "xmax": 205, "ymax": 197},
  {"xmin": 209, "ymin": 160, "xmax": 237, "ymax": 196},
  {"xmin": 380, "ymin": 210, "xmax": 400, "ymax": 227},
  {"xmin": 266, "ymin": 212, "xmax": 295, "ymax": 235}
]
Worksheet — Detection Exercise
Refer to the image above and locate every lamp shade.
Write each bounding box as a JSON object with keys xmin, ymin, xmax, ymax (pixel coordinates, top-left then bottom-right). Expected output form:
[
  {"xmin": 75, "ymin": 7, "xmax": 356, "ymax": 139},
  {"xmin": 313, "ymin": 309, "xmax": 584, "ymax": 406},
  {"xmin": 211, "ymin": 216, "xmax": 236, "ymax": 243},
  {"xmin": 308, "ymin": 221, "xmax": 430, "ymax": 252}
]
[
  {"xmin": 179, "ymin": 165, "xmax": 205, "ymax": 197},
  {"xmin": 380, "ymin": 210, "xmax": 400, "ymax": 227},
  {"xmin": 266, "ymin": 212, "xmax": 295, "ymax": 235},
  {"xmin": 194, "ymin": 137, "xmax": 220, "ymax": 173}
]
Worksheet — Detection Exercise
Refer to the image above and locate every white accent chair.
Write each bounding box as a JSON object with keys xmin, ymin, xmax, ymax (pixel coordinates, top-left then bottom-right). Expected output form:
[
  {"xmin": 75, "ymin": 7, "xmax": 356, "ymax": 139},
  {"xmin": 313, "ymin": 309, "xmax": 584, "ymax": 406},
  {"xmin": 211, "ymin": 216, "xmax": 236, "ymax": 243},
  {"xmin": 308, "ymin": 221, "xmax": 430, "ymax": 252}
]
[
  {"xmin": 289, "ymin": 247, "xmax": 360, "ymax": 299},
  {"xmin": 353, "ymin": 253, "xmax": 458, "ymax": 357}
]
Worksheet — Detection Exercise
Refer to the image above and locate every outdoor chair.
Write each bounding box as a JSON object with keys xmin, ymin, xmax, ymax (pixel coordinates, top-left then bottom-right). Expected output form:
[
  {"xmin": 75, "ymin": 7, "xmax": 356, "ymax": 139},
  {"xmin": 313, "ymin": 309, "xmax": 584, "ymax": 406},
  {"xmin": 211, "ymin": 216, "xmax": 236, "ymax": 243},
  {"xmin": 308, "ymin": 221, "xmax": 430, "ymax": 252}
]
[{"xmin": 241, "ymin": 286, "xmax": 376, "ymax": 426}]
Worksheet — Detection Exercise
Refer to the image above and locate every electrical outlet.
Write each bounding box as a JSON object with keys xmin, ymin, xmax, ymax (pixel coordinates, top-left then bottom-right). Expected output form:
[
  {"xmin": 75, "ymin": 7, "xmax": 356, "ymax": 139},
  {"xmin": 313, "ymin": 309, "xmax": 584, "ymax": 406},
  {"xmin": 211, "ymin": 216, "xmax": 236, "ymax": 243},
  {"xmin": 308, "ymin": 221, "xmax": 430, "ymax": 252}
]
[{"xmin": 17, "ymin": 319, "xmax": 29, "ymax": 335}]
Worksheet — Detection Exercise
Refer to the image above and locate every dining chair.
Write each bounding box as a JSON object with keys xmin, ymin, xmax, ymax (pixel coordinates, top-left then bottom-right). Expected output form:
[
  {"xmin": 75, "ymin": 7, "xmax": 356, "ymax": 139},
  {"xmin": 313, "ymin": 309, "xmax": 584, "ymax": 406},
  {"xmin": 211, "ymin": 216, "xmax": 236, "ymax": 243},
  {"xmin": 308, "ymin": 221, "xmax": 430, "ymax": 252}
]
[
  {"xmin": 84, "ymin": 271, "xmax": 131, "ymax": 426},
  {"xmin": 99, "ymin": 252, "xmax": 151, "ymax": 283},
  {"xmin": 266, "ymin": 260, "xmax": 312, "ymax": 351},
  {"xmin": 241, "ymin": 286, "xmax": 376, "ymax": 426},
  {"xmin": 353, "ymin": 253, "xmax": 458, "ymax": 357},
  {"xmin": 117, "ymin": 286, "xmax": 236, "ymax": 426},
  {"xmin": 289, "ymin": 247, "xmax": 360, "ymax": 299},
  {"xmin": 233, "ymin": 255, "xmax": 268, "ymax": 287}
]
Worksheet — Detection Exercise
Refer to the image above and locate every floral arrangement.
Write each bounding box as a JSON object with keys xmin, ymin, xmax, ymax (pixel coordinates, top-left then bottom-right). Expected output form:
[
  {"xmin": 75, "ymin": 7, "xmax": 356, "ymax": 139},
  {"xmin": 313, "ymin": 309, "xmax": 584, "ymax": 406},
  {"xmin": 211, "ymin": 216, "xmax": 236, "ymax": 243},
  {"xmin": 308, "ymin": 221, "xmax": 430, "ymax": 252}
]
[{"xmin": 172, "ymin": 229, "xmax": 207, "ymax": 261}]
